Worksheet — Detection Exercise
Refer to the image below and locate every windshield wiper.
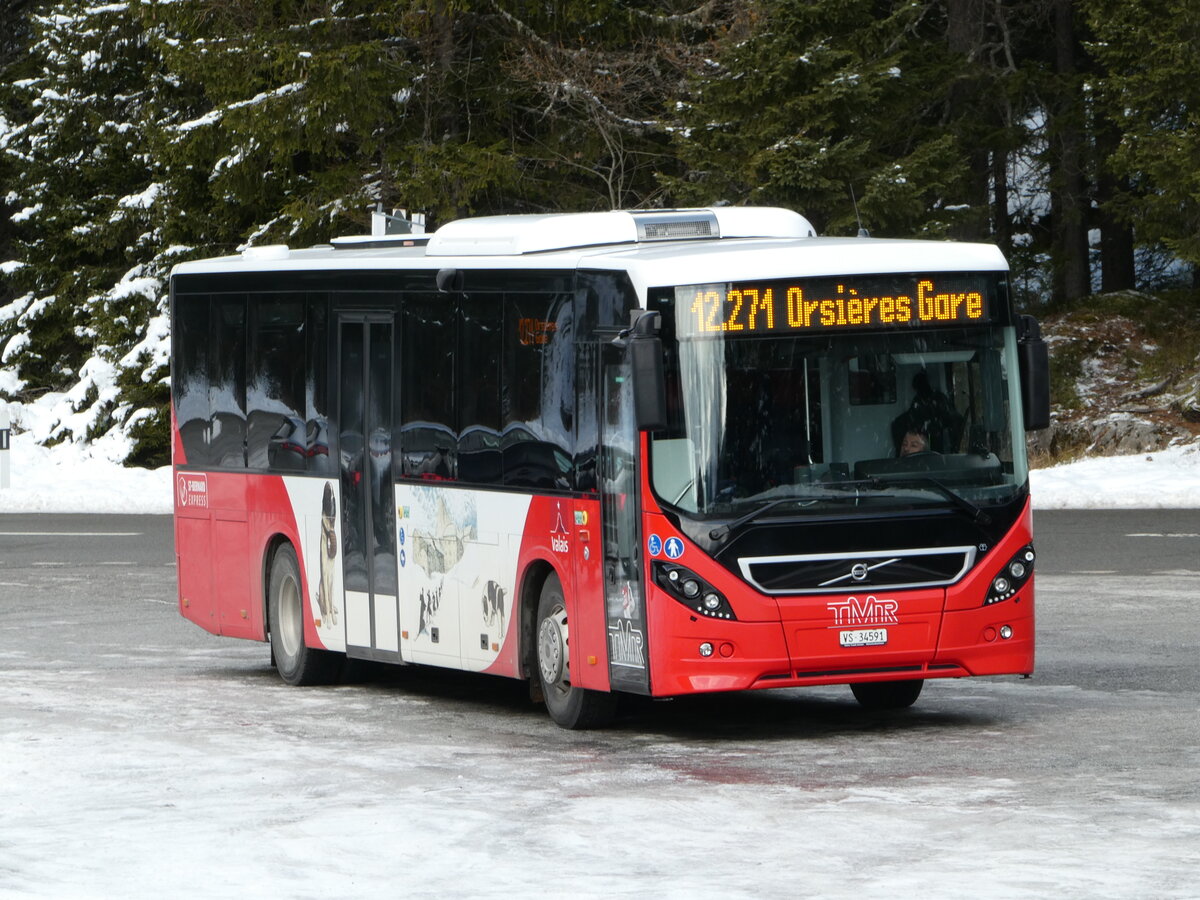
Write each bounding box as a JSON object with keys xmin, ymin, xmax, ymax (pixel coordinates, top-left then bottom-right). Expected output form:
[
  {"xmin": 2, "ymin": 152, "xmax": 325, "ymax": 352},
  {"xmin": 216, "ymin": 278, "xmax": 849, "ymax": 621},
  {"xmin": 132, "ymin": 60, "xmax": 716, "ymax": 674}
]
[
  {"xmin": 877, "ymin": 475, "xmax": 992, "ymax": 525},
  {"xmin": 706, "ymin": 476, "xmax": 989, "ymax": 542},
  {"xmin": 707, "ymin": 485, "xmax": 877, "ymax": 540}
]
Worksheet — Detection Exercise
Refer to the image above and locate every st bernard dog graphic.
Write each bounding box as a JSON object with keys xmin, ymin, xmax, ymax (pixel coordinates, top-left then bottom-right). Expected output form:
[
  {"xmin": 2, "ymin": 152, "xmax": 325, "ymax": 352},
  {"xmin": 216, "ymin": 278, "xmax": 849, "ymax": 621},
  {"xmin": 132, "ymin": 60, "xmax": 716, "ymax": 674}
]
[{"xmin": 315, "ymin": 481, "xmax": 339, "ymax": 626}]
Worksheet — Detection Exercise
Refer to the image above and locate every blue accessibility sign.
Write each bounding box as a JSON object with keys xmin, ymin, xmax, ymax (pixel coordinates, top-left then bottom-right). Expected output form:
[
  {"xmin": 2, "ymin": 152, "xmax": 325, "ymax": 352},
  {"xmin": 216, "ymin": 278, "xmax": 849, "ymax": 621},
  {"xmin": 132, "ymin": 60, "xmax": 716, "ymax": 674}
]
[
  {"xmin": 647, "ymin": 534, "xmax": 663, "ymax": 557},
  {"xmin": 664, "ymin": 537, "xmax": 685, "ymax": 560}
]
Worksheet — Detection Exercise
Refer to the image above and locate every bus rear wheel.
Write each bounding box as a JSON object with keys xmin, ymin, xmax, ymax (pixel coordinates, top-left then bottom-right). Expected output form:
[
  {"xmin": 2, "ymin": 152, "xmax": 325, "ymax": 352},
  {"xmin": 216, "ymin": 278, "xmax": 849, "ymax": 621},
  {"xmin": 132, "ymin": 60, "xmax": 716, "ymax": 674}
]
[
  {"xmin": 850, "ymin": 679, "xmax": 924, "ymax": 710},
  {"xmin": 268, "ymin": 543, "xmax": 340, "ymax": 686},
  {"xmin": 535, "ymin": 574, "xmax": 617, "ymax": 729}
]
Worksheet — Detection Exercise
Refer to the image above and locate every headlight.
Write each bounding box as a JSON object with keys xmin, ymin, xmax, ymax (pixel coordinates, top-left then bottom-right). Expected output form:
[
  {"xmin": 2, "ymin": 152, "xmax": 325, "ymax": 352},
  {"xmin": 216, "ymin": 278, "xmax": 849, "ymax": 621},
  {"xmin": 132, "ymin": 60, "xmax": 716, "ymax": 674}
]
[
  {"xmin": 653, "ymin": 561, "xmax": 736, "ymax": 620},
  {"xmin": 984, "ymin": 544, "xmax": 1034, "ymax": 605}
]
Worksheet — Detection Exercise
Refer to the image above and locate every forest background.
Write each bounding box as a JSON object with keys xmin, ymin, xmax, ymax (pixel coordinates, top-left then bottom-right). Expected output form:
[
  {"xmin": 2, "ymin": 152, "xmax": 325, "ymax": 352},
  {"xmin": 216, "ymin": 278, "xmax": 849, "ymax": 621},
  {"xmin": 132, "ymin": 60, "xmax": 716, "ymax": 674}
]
[{"xmin": 1, "ymin": 0, "xmax": 1198, "ymax": 469}]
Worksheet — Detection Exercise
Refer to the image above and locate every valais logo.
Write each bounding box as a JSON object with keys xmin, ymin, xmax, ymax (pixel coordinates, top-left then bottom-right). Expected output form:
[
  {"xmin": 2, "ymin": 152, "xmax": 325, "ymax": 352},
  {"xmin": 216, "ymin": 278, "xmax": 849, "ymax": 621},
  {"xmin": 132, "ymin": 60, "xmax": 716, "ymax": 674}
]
[
  {"xmin": 550, "ymin": 502, "xmax": 570, "ymax": 553},
  {"xmin": 177, "ymin": 472, "xmax": 209, "ymax": 508}
]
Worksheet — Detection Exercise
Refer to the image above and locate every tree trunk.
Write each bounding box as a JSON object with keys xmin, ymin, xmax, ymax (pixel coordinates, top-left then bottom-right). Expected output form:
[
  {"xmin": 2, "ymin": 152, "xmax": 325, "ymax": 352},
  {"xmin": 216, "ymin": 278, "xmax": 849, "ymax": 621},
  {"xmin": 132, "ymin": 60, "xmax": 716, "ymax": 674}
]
[
  {"xmin": 1094, "ymin": 116, "xmax": 1136, "ymax": 292},
  {"xmin": 946, "ymin": 0, "xmax": 992, "ymax": 242},
  {"xmin": 1048, "ymin": 0, "xmax": 1091, "ymax": 303}
]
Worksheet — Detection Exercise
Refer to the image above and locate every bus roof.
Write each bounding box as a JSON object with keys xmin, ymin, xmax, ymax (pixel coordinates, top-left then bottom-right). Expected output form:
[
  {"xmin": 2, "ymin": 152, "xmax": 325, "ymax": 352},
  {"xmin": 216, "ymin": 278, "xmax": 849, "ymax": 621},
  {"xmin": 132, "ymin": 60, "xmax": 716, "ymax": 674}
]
[{"xmin": 170, "ymin": 207, "xmax": 1009, "ymax": 298}]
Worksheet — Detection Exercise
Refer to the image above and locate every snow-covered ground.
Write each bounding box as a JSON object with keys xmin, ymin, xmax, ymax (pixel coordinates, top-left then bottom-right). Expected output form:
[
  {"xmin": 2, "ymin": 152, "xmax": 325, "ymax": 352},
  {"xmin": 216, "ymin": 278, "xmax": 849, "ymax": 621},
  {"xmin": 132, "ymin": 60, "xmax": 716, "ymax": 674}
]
[{"xmin": 1, "ymin": 420, "xmax": 1200, "ymax": 513}]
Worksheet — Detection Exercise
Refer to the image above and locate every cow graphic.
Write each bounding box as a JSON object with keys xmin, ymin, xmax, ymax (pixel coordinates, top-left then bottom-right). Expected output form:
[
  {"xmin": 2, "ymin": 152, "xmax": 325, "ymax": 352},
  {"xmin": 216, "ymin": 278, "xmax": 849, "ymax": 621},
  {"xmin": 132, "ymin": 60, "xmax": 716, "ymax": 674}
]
[
  {"xmin": 482, "ymin": 580, "xmax": 506, "ymax": 631},
  {"xmin": 315, "ymin": 482, "xmax": 338, "ymax": 626}
]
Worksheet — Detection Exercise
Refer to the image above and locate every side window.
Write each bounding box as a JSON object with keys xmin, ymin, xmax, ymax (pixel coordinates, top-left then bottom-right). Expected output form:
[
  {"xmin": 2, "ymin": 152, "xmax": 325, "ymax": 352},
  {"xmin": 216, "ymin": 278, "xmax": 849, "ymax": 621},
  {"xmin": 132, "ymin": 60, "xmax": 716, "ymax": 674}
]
[
  {"xmin": 503, "ymin": 292, "xmax": 574, "ymax": 489},
  {"xmin": 247, "ymin": 295, "xmax": 305, "ymax": 471},
  {"xmin": 458, "ymin": 294, "xmax": 502, "ymax": 484},
  {"xmin": 400, "ymin": 292, "xmax": 456, "ymax": 479},
  {"xmin": 174, "ymin": 293, "xmax": 211, "ymax": 466},
  {"xmin": 209, "ymin": 295, "xmax": 247, "ymax": 469},
  {"xmin": 306, "ymin": 293, "xmax": 333, "ymax": 474}
]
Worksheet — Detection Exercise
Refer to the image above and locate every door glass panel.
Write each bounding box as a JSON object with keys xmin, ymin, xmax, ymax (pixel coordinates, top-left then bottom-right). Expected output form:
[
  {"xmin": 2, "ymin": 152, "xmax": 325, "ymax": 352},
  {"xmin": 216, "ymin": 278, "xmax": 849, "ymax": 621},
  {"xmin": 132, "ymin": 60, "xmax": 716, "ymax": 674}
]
[
  {"xmin": 601, "ymin": 349, "xmax": 649, "ymax": 690},
  {"xmin": 339, "ymin": 321, "xmax": 369, "ymax": 595},
  {"xmin": 368, "ymin": 321, "xmax": 397, "ymax": 597}
]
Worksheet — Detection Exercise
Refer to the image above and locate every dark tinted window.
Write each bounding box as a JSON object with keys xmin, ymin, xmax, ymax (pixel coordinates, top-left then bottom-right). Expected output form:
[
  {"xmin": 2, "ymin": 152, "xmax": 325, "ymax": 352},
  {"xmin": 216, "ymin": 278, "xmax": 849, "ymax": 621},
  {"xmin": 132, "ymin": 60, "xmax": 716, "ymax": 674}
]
[
  {"xmin": 306, "ymin": 294, "xmax": 333, "ymax": 473},
  {"xmin": 503, "ymin": 292, "xmax": 574, "ymax": 489},
  {"xmin": 247, "ymin": 295, "xmax": 305, "ymax": 471},
  {"xmin": 210, "ymin": 295, "xmax": 247, "ymax": 468},
  {"xmin": 458, "ymin": 295, "xmax": 502, "ymax": 484},
  {"xmin": 174, "ymin": 293, "xmax": 210, "ymax": 465},
  {"xmin": 400, "ymin": 293, "xmax": 455, "ymax": 478}
]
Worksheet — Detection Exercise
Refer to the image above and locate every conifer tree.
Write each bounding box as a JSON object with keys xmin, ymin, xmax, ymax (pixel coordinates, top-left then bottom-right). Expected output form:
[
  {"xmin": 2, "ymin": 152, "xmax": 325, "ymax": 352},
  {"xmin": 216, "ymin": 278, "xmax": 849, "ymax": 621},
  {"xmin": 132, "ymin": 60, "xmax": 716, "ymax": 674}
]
[
  {"xmin": 1085, "ymin": 0, "xmax": 1200, "ymax": 282},
  {"xmin": 665, "ymin": 0, "xmax": 981, "ymax": 238},
  {"xmin": 0, "ymin": 1, "xmax": 166, "ymax": 460}
]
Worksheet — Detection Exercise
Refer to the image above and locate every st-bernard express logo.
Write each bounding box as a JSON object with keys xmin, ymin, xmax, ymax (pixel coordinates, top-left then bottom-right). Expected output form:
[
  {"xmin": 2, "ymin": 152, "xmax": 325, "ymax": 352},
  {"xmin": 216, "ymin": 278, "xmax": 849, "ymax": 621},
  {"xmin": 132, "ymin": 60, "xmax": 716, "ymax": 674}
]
[{"xmin": 177, "ymin": 472, "xmax": 209, "ymax": 508}]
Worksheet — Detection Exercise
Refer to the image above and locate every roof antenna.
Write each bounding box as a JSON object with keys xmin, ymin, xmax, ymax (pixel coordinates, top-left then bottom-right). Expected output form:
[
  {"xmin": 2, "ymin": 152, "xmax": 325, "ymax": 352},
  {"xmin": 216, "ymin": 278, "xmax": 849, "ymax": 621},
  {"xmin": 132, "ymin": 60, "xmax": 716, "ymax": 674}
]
[{"xmin": 849, "ymin": 185, "xmax": 870, "ymax": 238}]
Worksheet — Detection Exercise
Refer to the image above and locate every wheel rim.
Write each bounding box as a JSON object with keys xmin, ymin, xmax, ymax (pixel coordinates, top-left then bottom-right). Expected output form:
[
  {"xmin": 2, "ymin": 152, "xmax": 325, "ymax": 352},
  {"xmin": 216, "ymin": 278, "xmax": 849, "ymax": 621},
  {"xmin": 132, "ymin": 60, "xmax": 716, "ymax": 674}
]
[
  {"xmin": 278, "ymin": 572, "xmax": 303, "ymax": 659},
  {"xmin": 538, "ymin": 603, "xmax": 569, "ymax": 691}
]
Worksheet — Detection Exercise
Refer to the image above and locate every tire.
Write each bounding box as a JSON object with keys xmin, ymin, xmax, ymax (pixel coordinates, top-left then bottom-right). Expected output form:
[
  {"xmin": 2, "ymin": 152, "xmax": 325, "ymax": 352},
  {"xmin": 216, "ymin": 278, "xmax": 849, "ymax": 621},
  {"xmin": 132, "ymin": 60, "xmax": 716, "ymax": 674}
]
[
  {"xmin": 850, "ymin": 679, "xmax": 924, "ymax": 710},
  {"xmin": 535, "ymin": 573, "xmax": 617, "ymax": 729},
  {"xmin": 268, "ymin": 543, "xmax": 340, "ymax": 686}
]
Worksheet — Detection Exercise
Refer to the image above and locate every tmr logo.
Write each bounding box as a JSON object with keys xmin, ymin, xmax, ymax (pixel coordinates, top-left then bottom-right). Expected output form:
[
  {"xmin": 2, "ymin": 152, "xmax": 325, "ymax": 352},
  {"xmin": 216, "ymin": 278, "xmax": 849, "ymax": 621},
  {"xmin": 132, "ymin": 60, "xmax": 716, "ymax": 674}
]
[
  {"xmin": 176, "ymin": 472, "xmax": 209, "ymax": 509},
  {"xmin": 828, "ymin": 595, "xmax": 899, "ymax": 627}
]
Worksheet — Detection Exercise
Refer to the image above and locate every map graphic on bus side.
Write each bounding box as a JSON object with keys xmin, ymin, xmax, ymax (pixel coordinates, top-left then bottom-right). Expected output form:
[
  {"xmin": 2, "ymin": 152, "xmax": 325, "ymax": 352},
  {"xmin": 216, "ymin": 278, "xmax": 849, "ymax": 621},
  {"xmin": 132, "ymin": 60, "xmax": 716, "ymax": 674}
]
[{"xmin": 406, "ymin": 488, "xmax": 477, "ymax": 576}]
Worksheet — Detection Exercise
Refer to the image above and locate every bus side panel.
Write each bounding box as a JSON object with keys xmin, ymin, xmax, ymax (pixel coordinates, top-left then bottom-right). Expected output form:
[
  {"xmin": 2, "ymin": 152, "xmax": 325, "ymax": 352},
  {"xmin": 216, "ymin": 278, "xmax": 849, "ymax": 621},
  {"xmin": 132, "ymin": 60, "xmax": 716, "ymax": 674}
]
[
  {"xmin": 173, "ymin": 470, "xmax": 255, "ymax": 639},
  {"xmin": 397, "ymin": 484, "xmax": 532, "ymax": 677},
  {"xmin": 175, "ymin": 507, "xmax": 216, "ymax": 634},
  {"xmin": 281, "ymin": 475, "xmax": 344, "ymax": 653},
  {"xmin": 501, "ymin": 494, "xmax": 610, "ymax": 692},
  {"xmin": 569, "ymin": 496, "xmax": 608, "ymax": 692},
  {"xmin": 213, "ymin": 509, "xmax": 254, "ymax": 638},
  {"xmin": 175, "ymin": 470, "xmax": 331, "ymax": 648}
]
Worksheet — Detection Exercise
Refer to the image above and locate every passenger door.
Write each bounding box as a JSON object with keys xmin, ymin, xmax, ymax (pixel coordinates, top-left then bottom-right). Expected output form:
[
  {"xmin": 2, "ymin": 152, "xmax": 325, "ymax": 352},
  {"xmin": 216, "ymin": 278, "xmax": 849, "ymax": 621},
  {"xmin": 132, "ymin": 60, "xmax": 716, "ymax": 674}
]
[
  {"xmin": 600, "ymin": 346, "xmax": 650, "ymax": 693},
  {"xmin": 337, "ymin": 313, "xmax": 400, "ymax": 661}
]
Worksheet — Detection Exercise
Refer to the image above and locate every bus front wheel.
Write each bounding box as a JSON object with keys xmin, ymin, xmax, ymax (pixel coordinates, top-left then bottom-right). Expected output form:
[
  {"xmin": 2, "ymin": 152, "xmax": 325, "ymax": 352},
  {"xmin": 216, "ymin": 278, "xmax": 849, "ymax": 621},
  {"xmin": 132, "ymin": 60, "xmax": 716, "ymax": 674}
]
[
  {"xmin": 268, "ymin": 543, "xmax": 340, "ymax": 686},
  {"xmin": 535, "ymin": 574, "xmax": 617, "ymax": 729},
  {"xmin": 850, "ymin": 679, "xmax": 924, "ymax": 710}
]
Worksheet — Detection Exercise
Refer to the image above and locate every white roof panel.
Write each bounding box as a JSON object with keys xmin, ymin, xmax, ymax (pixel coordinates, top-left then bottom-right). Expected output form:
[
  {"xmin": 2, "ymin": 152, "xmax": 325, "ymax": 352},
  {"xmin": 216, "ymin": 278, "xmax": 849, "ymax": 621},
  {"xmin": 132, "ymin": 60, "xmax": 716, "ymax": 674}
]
[{"xmin": 171, "ymin": 209, "xmax": 1007, "ymax": 305}]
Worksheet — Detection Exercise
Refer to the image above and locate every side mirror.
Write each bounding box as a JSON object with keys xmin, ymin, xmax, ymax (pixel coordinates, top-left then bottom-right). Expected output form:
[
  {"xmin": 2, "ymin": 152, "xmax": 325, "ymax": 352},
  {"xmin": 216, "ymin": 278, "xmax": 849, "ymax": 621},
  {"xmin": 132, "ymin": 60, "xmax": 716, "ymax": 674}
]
[
  {"xmin": 1017, "ymin": 315, "xmax": 1050, "ymax": 431},
  {"xmin": 627, "ymin": 311, "xmax": 667, "ymax": 432}
]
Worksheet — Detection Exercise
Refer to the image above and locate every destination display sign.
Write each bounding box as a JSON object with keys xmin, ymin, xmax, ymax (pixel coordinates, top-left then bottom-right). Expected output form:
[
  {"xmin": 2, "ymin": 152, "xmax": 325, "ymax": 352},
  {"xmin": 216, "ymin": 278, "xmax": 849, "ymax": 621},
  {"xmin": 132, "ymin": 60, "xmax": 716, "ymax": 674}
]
[{"xmin": 676, "ymin": 273, "xmax": 996, "ymax": 337}]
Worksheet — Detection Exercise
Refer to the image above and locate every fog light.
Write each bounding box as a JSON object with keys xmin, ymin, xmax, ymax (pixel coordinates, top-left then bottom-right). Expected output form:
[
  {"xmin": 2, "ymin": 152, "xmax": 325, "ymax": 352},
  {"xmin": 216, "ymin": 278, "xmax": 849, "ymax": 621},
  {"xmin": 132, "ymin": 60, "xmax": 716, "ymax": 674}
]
[
  {"xmin": 699, "ymin": 642, "xmax": 714, "ymax": 657},
  {"xmin": 682, "ymin": 579, "xmax": 701, "ymax": 599},
  {"xmin": 993, "ymin": 576, "xmax": 1010, "ymax": 595},
  {"xmin": 999, "ymin": 625, "xmax": 1013, "ymax": 640}
]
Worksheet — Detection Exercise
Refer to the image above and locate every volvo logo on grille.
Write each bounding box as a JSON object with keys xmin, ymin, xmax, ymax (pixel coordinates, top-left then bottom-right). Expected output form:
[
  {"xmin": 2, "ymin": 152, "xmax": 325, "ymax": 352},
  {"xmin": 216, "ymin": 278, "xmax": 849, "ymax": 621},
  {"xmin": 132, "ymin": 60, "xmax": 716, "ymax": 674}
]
[{"xmin": 817, "ymin": 556, "xmax": 902, "ymax": 588}]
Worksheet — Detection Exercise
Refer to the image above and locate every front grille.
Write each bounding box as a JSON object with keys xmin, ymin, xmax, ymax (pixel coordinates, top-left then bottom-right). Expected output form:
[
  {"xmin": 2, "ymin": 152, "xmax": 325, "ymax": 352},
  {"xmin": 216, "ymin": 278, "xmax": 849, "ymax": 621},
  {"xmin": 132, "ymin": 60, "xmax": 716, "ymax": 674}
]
[{"xmin": 738, "ymin": 546, "xmax": 976, "ymax": 594}]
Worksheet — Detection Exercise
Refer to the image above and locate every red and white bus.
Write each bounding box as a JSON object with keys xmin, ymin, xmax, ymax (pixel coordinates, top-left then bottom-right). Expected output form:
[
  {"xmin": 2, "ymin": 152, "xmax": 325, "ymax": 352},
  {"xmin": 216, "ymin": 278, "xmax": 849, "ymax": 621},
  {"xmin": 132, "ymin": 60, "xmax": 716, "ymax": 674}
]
[{"xmin": 171, "ymin": 207, "xmax": 1049, "ymax": 727}]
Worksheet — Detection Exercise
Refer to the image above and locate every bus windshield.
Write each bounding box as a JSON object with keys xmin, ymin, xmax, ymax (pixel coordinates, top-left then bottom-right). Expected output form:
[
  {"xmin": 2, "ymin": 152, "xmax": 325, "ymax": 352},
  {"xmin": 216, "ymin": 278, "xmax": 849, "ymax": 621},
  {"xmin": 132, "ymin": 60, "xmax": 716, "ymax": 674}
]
[{"xmin": 650, "ymin": 280, "xmax": 1029, "ymax": 520}]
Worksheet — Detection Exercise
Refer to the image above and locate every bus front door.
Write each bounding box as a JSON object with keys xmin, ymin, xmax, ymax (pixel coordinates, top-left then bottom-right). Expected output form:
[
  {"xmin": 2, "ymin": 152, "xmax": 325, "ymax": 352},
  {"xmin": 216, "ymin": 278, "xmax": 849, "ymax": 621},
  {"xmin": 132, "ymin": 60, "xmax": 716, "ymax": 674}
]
[
  {"xmin": 600, "ymin": 348, "xmax": 651, "ymax": 693},
  {"xmin": 337, "ymin": 314, "xmax": 400, "ymax": 661}
]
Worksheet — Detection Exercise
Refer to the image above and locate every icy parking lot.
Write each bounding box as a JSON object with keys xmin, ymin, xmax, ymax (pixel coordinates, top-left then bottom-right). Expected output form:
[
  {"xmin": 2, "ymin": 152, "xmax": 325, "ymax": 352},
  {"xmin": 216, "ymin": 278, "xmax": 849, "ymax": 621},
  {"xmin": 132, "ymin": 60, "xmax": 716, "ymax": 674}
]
[{"xmin": 2, "ymin": 512, "xmax": 1199, "ymax": 898}]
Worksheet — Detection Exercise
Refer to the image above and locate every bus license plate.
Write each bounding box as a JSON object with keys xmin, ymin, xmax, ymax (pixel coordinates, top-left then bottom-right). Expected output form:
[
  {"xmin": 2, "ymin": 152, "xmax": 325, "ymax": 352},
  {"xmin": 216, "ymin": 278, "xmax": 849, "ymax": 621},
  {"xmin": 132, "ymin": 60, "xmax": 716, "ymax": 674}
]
[{"xmin": 840, "ymin": 628, "xmax": 888, "ymax": 647}]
